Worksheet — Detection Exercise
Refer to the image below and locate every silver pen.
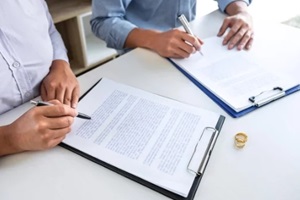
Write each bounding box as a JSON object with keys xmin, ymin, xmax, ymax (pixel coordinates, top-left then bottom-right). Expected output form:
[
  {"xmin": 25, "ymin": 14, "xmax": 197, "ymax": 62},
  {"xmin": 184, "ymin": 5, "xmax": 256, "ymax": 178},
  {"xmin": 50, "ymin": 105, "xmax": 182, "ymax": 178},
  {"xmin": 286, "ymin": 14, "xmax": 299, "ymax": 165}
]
[
  {"xmin": 178, "ymin": 14, "xmax": 204, "ymax": 56},
  {"xmin": 30, "ymin": 100, "xmax": 91, "ymax": 120}
]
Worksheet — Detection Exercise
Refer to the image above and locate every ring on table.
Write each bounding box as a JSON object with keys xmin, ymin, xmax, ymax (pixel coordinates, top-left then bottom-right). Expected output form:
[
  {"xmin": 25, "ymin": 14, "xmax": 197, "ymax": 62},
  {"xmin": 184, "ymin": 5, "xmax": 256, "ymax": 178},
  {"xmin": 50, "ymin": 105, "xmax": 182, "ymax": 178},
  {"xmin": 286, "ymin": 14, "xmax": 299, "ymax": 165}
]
[{"xmin": 234, "ymin": 132, "xmax": 248, "ymax": 148}]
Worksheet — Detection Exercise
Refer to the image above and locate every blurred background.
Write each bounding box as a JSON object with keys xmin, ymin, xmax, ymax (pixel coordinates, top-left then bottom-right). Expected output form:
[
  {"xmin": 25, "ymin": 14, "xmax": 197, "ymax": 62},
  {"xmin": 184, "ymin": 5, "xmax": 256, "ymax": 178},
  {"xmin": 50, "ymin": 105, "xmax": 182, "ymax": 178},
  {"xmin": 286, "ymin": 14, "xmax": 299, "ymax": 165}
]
[{"xmin": 197, "ymin": 0, "xmax": 300, "ymax": 28}]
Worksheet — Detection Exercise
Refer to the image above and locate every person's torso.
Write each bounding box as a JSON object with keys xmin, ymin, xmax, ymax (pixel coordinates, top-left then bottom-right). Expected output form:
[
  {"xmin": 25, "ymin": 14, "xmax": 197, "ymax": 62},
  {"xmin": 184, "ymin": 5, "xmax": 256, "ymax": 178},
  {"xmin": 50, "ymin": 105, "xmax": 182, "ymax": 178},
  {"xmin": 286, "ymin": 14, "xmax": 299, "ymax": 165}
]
[
  {"xmin": 0, "ymin": 0, "xmax": 53, "ymax": 114},
  {"xmin": 126, "ymin": 0, "xmax": 197, "ymax": 30}
]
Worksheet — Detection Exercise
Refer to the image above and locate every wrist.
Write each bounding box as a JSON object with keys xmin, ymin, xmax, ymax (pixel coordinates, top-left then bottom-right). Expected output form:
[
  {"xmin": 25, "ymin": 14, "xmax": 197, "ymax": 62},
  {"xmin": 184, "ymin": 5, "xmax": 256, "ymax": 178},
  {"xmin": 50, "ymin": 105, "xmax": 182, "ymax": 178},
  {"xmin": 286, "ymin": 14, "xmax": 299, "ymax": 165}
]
[
  {"xmin": 0, "ymin": 125, "xmax": 23, "ymax": 156},
  {"xmin": 49, "ymin": 60, "xmax": 73, "ymax": 77},
  {"xmin": 50, "ymin": 60, "xmax": 70, "ymax": 71},
  {"xmin": 225, "ymin": 1, "xmax": 249, "ymax": 15},
  {"xmin": 125, "ymin": 28, "xmax": 161, "ymax": 51}
]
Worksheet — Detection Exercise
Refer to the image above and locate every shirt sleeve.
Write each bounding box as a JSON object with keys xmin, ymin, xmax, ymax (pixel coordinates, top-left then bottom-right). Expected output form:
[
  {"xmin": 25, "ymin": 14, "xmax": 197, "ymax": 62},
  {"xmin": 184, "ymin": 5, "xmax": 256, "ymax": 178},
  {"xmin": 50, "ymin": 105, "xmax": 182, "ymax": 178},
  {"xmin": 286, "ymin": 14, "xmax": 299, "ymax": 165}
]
[
  {"xmin": 90, "ymin": 0, "xmax": 137, "ymax": 50},
  {"xmin": 42, "ymin": 1, "xmax": 69, "ymax": 63},
  {"xmin": 217, "ymin": 0, "xmax": 252, "ymax": 13}
]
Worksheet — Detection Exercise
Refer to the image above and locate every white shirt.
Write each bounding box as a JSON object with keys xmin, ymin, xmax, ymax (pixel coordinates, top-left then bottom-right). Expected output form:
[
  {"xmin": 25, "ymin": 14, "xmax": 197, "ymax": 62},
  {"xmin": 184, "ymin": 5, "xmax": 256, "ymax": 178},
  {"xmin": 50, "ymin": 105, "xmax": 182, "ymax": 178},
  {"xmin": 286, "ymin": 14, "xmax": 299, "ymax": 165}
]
[{"xmin": 0, "ymin": 0, "xmax": 68, "ymax": 114}]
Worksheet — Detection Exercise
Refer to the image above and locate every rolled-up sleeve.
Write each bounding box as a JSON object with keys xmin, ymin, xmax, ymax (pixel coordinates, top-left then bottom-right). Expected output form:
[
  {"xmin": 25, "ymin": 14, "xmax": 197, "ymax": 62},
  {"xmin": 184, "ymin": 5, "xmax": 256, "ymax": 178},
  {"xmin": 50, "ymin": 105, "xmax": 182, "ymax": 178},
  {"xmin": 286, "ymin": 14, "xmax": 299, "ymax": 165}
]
[
  {"xmin": 218, "ymin": 0, "xmax": 252, "ymax": 13},
  {"xmin": 42, "ymin": 1, "xmax": 69, "ymax": 63},
  {"xmin": 90, "ymin": 0, "xmax": 136, "ymax": 50}
]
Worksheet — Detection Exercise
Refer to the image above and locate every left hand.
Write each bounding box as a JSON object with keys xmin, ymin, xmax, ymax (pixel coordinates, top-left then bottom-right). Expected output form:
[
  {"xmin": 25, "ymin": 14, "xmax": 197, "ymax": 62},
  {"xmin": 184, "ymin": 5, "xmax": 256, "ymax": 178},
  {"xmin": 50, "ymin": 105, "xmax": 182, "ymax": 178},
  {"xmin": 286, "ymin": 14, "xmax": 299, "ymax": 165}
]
[
  {"xmin": 40, "ymin": 60, "xmax": 80, "ymax": 108},
  {"xmin": 218, "ymin": 11, "xmax": 254, "ymax": 50}
]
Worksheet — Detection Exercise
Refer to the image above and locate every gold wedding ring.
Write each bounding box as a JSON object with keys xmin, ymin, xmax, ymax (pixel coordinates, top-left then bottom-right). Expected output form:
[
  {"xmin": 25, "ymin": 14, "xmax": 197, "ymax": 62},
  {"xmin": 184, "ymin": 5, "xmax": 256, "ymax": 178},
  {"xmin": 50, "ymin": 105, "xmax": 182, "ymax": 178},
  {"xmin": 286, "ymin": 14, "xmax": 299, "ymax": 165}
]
[{"xmin": 234, "ymin": 132, "xmax": 248, "ymax": 148}]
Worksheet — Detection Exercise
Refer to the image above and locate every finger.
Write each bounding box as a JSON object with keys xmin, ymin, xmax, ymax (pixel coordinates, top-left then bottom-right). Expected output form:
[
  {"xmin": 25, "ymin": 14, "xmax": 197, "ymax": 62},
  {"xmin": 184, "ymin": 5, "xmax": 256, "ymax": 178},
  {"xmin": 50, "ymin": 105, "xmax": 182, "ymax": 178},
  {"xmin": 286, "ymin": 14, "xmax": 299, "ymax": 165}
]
[
  {"xmin": 172, "ymin": 53, "xmax": 185, "ymax": 59},
  {"xmin": 39, "ymin": 104, "xmax": 77, "ymax": 118},
  {"xmin": 55, "ymin": 86, "xmax": 65, "ymax": 104},
  {"xmin": 44, "ymin": 126, "xmax": 71, "ymax": 140},
  {"xmin": 170, "ymin": 53, "xmax": 182, "ymax": 59},
  {"xmin": 182, "ymin": 33, "xmax": 201, "ymax": 51},
  {"xmin": 48, "ymin": 99, "xmax": 62, "ymax": 105},
  {"xmin": 228, "ymin": 26, "xmax": 248, "ymax": 50},
  {"xmin": 71, "ymin": 85, "xmax": 80, "ymax": 109},
  {"xmin": 198, "ymin": 38, "xmax": 204, "ymax": 45},
  {"xmin": 46, "ymin": 116, "xmax": 74, "ymax": 130},
  {"xmin": 245, "ymin": 36, "xmax": 254, "ymax": 50},
  {"xmin": 169, "ymin": 35, "xmax": 193, "ymax": 58},
  {"xmin": 218, "ymin": 18, "xmax": 231, "ymax": 37},
  {"xmin": 37, "ymin": 125, "xmax": 71, "ymax": 149},
  {"xmin": 46, "ymin": 135, "xmax": 68, "ymax": 149},
  {"xmin": 45, "ymin": 83, "xmax": 56, "ymax": 101},
  {"xmin": 172, "ymin": 47, "xmax": 193, "ymax": 58},
  {"xmin": 40, "ymin": 84, "xmax": 47, "ymax": 101},
  {"xmin": 223, "ymin": 22, "xmax": 242, "ymax": 46},
  {"xmin": 236, "ymin": 30, "xmax": 253, "ymax": 50},
  {"xmin": 180, "ymin": 42, "xmax": 196, "ymax": 56},
  {"xmin": 63, "ymin": 88, "xmax": 72, "ymax": 106}
]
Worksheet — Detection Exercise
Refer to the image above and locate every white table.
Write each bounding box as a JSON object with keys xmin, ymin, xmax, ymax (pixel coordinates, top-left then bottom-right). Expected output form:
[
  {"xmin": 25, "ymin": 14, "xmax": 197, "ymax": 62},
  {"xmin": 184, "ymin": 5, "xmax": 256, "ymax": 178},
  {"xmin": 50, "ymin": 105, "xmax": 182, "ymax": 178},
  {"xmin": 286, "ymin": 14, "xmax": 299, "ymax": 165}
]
[{"xmin": 1, "ymin": 10, "xmax": 300, "ymax": 200}]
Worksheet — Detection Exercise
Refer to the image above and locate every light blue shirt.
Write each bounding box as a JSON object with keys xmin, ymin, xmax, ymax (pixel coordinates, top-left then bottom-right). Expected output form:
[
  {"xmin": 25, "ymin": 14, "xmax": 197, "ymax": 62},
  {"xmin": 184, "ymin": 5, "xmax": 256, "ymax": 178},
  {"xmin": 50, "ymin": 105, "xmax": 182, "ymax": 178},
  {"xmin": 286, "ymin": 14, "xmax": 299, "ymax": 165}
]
[
  {"xmin": 0, "ymin": 0, "xmax": 68, "ymax": 114},
  {"xmin": 91, "ymin": 0, "xmax": 251, "ymax": 50}
]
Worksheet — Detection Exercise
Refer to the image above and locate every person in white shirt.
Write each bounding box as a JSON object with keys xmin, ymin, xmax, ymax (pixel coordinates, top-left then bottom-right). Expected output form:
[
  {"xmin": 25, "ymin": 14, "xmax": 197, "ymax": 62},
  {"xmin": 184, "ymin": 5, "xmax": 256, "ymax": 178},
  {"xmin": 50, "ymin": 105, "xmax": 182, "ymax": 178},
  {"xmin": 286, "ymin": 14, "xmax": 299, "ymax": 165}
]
[{"xmin": 0, "ymin": 0, "xmax": 79, "ymax": 156}]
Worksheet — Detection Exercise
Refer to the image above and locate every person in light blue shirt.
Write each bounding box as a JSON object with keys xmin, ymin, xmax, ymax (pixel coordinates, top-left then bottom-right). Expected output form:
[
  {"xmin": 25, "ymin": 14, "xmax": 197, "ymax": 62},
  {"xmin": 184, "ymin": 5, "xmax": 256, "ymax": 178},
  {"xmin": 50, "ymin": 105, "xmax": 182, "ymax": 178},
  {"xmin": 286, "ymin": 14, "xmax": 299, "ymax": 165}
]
[
  {"xmin": 0, "ymin": 0, "xmax": 79, "ymax": 156},
  {"xmin": 91, "ymin": 0, "xmax": 253, "ymax": 58}
]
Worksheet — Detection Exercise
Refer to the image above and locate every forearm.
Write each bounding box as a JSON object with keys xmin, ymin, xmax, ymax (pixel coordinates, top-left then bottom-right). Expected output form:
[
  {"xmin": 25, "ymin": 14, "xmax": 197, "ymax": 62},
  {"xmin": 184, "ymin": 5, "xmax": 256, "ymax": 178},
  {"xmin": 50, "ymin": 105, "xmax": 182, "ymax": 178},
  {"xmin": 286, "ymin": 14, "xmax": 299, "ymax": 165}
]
[
  {"xmin": 91, "ymin": 17, "xmax": 136, "ymax": 50},
  {"xmin": 125, "ymin": 28, "xmax": 160, "ymax": 50},
  {"xmin": 225, "ymin": 1, "xmax": 249, "ymax": 15},
  {"xmin": 0, "ymin": 125, "xmax": 22, "ymax": 157}
]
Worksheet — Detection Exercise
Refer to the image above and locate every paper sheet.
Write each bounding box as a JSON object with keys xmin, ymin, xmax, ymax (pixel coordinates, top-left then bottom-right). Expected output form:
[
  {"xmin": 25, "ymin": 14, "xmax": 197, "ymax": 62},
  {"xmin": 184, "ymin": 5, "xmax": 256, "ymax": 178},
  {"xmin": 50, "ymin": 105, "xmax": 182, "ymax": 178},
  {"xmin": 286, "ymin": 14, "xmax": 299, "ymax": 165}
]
[
  {"xmin": 63, "ymin": 78, "xmax": 222, "ymax": 197},
  {"xmin": 171, "ymin": 36, "xmax": 299, "ymax": 112}
]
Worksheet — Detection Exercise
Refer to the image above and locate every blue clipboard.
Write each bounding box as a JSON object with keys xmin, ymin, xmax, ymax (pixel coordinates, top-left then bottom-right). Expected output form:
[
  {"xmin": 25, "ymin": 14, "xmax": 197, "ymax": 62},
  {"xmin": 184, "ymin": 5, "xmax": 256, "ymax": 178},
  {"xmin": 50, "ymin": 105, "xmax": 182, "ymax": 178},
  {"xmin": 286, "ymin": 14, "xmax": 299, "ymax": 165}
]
[{"xmin": 168, "ymin": 58, "xmax": 300, "ymax": 118}]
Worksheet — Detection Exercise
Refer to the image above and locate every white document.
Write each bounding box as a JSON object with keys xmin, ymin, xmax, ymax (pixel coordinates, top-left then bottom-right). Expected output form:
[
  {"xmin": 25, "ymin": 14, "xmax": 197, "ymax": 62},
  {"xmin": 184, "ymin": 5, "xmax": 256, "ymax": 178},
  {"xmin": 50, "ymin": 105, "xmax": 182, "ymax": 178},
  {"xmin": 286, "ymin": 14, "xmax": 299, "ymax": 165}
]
[
  {"xmin": 171, "ymin": 36, "xmax": 300, "ymax": 112},
  {"xmin": 63, "ymin": 78, "xmax": 223, "ymax": 197}
]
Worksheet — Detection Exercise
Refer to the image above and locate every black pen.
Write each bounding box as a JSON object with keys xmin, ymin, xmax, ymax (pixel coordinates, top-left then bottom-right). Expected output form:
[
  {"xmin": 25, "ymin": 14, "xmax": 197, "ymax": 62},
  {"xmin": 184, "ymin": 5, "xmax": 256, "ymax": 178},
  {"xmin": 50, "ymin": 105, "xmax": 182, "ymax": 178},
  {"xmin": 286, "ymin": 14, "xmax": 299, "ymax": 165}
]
[{"xmin": 30, "ymin": 100, "xmax": 91, "ymax": 120}]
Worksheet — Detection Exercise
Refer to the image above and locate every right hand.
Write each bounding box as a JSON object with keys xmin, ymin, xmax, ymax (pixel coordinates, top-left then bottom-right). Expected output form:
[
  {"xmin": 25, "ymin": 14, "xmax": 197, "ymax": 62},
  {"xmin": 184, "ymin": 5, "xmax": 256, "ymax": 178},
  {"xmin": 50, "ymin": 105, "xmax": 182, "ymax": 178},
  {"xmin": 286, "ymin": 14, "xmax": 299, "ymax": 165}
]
[
  {"xmin": 151, "ymin": 29, "xmax": 203, "ymax": 58},
  {"xmin": 7, "ymin": 100, "xmax": 78, "ymax": 152}
]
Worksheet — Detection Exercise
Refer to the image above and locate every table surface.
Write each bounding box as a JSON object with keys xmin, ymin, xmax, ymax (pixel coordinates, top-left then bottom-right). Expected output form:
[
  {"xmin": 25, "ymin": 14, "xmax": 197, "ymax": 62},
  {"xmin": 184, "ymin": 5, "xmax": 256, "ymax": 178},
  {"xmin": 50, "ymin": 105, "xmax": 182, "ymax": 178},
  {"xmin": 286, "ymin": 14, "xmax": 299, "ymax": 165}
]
[{"xmin": 1, "ymin": 10, "xmax": 300, "ymax": 200}]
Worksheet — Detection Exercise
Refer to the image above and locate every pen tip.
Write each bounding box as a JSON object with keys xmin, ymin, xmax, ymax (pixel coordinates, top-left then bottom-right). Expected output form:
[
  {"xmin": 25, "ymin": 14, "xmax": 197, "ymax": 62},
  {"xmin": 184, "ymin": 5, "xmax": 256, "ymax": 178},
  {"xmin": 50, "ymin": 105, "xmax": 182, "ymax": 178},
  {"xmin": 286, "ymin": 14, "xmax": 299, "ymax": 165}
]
[{"xmin": 30, "ymin": 100, "xmax": 38, "ymax": 105}]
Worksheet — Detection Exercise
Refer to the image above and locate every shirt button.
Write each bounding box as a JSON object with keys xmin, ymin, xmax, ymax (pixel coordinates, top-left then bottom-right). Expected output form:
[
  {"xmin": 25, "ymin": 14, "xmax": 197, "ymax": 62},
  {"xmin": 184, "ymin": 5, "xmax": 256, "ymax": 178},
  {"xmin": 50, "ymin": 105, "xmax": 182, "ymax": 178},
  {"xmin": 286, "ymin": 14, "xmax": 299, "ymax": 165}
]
[
  {"xmin": 12, "ymin": 61, "xmax": 20, "ymax": 68},
  {"xmin": 25, "ymin": 92, "xmax": 31, "ymax": 98}
]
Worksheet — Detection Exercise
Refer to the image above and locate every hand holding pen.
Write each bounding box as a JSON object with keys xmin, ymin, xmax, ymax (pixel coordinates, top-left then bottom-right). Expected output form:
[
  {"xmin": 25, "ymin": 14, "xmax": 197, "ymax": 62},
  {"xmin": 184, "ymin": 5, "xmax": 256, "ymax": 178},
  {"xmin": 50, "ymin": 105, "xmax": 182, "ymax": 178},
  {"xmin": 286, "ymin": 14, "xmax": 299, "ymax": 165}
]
[
  {"xmin": 178, "ymin": 14, "xmax": 204, "ymax": 56},
  {"xmin": 4, "ymin": 100, "xmax": 82, "ymax": 152},
  {"xmin": 128, "ymin": 14, "xmax": 203, "ymax": 58},
  {"xmin": 31, "ymin": 100, "xmax": 91, "ymax": 120}
]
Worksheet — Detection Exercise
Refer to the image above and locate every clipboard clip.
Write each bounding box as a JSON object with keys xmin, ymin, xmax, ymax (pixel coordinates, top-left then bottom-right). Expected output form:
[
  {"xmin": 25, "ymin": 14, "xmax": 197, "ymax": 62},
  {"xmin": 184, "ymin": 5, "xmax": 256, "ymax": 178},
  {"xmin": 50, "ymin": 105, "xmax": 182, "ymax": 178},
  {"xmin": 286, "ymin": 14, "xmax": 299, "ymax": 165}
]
[
  {"xmin": 248, "ymin": 87, "xmax": 285, "ymax": 107},
  {"xmin": 187, "ymin": 127, "xmax": 218, "ymax": 175}
]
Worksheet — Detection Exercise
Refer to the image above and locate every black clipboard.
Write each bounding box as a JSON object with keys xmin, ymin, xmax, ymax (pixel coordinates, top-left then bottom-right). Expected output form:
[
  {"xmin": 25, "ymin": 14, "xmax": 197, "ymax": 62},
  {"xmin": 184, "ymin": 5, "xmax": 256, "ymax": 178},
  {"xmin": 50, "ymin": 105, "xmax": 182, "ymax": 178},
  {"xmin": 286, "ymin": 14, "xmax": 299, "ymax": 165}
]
[{"xmin": 60, "ymin": 78, "xmax": 226, "ymax": 200}]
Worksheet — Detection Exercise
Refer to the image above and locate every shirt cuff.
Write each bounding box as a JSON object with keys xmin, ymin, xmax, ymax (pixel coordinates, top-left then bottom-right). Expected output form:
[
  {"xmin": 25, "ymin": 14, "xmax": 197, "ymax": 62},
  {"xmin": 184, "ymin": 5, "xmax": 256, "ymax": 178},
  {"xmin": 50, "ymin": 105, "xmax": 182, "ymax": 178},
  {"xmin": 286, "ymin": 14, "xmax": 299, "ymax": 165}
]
[
  {"xmin": 218, "ymin": 0, "xmax": 251, "ymax": 13},
  {"xmin": 107, "ymin": 20, "xmax": 137, "ymax": 49},
  {"xmin": 53, "ymin": 51, "xmax": 69, "ymax": 64}
]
